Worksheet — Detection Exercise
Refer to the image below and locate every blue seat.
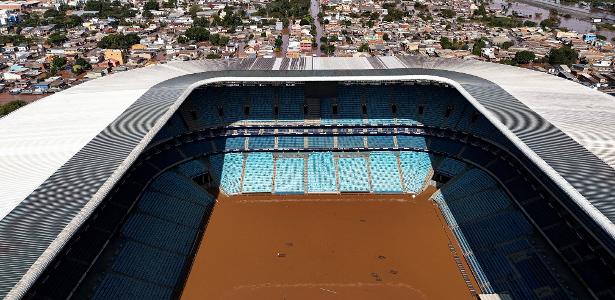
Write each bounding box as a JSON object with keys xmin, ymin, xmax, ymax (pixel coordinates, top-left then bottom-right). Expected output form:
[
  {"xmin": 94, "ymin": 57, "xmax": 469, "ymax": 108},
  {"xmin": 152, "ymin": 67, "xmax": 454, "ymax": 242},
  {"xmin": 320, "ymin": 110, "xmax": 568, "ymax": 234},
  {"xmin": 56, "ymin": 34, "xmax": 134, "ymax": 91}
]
[
  {"xmin": 242, "ymin": 152, "xmax": 274, "ymax": 193},
  {"xmin": 369, "ymin": 151, "xmax": 403, "ymax": 193},
  {"xmin": 307, "ymin": 152, "xmax": 337, "ymax": 192},
  {"xmin": 274, "ymin": 157, "xmax": 305, "ymax": 193},
  {"xmin": 338, "ymin": 156, "xmax": 370, "ymax": 192}
]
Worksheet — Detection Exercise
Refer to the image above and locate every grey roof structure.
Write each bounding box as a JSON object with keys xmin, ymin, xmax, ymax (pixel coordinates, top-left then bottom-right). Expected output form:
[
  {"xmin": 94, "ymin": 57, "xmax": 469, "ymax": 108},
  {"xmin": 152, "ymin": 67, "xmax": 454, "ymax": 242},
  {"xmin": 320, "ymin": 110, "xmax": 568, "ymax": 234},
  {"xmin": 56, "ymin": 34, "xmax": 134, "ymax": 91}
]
[{"xmin": 1, "ymin": 56, "xmax": 615, "ymax": 298}]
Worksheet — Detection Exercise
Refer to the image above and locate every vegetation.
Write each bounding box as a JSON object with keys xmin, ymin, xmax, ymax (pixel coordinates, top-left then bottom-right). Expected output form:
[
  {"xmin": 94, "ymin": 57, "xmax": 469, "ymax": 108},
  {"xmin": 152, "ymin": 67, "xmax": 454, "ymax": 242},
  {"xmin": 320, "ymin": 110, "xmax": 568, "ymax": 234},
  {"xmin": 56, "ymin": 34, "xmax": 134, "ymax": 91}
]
[
  {"xmin": 382, "ymin": 3, "xmax": 407, "ymax": 22},
  {"xmin": 514, "ymin": 50, "xmax": 536, "ymax": 64},
  {"xmin": 84, "ymin": 0, "xmax": 136, "ymax": 19},
  {"xmin": 0, "ymin": 101, "xmax": 27, "ymax": 117},
  {"xmin": 47, "ymin": 32, "xmax": 67, "ymax": 45},
  {"xmin": 185, "ymin": 26, "xmax": 210, "ymax": 42},
  {"xmin": 72, "ymin": 57, "xmax": 92, "ymax": 74},
  {"xmin": 440, "ymin": 37, "xmax": 465, "ymax": 50},
  {"xmin": 49, "ymin": 56, "xmax": 67, "ymax": 75},
  {"xmin": 0, "ymin": 34, "xmax": 30, "ymax": 45},
  {"xmin": 523, "ymin": 20, "xmax": 537, "ymax": 27},
  {"xmin": 257, "ymin": 0, "xmax": 310, "ymax": 24},
  {"xmin": 548, "ymin": 46, "xmax": 578, "ymax": 65},
  {"xmin": 472, "ymin": 38, "xmax": 487, "ymax": 55},
  {"xmin": 97, "ymin": 33, "xmax": 140, "ymax": 49},
  {"xmin": 486, "ymin": 16, "xmax": 523, "ymax": 28},
  {"xmin": 440, "ymin": 9, "xmax": 456, "ymax": 18},
  {"xmin": 500, "ymin": 41, "xmax": 514, "ymax": 49},
  {"xmin": 143, "ymin": 0, "xmax": 159, "ymax": 11},
  {"xmin": 358, "ymin": 43, "xmax": 369, "ymax": 52}
]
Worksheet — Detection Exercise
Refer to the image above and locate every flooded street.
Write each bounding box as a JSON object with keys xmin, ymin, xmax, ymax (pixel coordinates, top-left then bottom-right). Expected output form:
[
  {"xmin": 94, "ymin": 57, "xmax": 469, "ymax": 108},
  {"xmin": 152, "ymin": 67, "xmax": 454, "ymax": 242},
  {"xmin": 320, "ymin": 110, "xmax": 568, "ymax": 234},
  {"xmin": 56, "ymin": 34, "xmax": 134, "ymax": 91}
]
[
  {"xmin": 310, "ymin": 0, "xmax": 323, "ymax": 56},
  {"xmin": 490, "ymin": 0, "xmax": 615, "ymax": 40}
]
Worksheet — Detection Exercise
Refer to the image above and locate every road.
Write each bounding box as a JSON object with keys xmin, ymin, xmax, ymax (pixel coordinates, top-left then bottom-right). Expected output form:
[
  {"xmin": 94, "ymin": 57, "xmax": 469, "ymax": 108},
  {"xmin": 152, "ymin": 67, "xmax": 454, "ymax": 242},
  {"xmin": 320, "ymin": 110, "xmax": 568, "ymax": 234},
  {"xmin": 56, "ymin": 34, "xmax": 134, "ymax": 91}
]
[{"xmin": 310, "ymin": 0, "xmax": 323, "ymax": 56}]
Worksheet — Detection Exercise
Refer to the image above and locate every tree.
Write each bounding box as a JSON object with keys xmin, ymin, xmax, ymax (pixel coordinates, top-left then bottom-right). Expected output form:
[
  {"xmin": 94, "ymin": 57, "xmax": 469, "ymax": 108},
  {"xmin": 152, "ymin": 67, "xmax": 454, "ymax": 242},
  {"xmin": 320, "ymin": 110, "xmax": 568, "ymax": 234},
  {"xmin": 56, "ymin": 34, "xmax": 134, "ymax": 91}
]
[
  {"xmin": 523, "ymin": 20, "xmax": 537, "ymax": 27},
  {"xmin": 472, "ymin": 38, "xmax": 486, "ymax": 56},
  {"xmin": 162, "ymin": 0, "xmax": 176, "ymax": 8},
  {"xmin": 441, "ymin": 9, "xmax": 455, "ymax": 18},
  {"xmin": 548, "ymin": 46, "xmax": 578, "ymax": 65},
  {"xmin": 43, "ymin": 9, "xmax": 61, "ymax": 19},
  {"xmin": 47, "ymin": 32, "xmax": 67, "ymax": 45},
  {"xmin": 143, "ymin": 0, "xmax": 159, "ymax": 11},
  {"xmin": 189, "ymin": 5, "xmax": 201, "ymax": 18},
  {"xmin": 501, "ymin": 41, "xmax": 514, "ymax": 49},
  {"xmin": 540, "ymin": 16, "xmax": 560, "ymax": 28},
  {"xmin": 0, "ymin": 100, "xmax": 27, "ymax": 117},
  {"xmin": 383, "ymin": 33, "xmax": 390, "ymax": 41},
  {"xmin": 49, "ymin": 56, "xmax": 67, "ymax": 75},
  {"xmin": 193, "ymin": 16, "xmax": 209, "ymax": 27},
  {"xmin": 299, "ymin": 18, "xmax": 310, "ymax": 26},
  {"xmin": 475, "ymin": 5, "xmax": 487, "ymax": 16},
  {"xmin": 177, "ymin": 35, "xmax": 188, "ymax": 44},
  {"xmin": 275, "ymin": 35, "xmax": 283, "ymax": 50},
  {"xmin": 206, "ymin": 53, "xmax": 221, "ymax": 59},
  {"xmin": 97, "ymin": 33, "xmax": 140, "ymax": 49},
  {"xmin": 142, "ymin": 9, "xmax": 153, "ymax": 19},
  {"xmin": 185, "ymin": 26, "xmax": 210, "ymax": 42},
  {"xmin": 209, "ymin": 33, "xmax": 229, "ymax": 46},
  {"xmin": 514, "ymin": 50, "xmax": 535, "ymax": 64},
  {"xmin": 358, "ymin": 42, "xmax": 369, "ymax": 52}
]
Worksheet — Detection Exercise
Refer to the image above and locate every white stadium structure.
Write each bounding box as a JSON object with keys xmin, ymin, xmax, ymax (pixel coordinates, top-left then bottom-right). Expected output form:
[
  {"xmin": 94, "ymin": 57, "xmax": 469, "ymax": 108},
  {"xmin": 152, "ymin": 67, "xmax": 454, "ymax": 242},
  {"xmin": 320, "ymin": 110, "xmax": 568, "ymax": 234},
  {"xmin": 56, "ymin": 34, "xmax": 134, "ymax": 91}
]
[{"xmin": 0, "ymin": 56, "xmax": 615, "ymax": 299}]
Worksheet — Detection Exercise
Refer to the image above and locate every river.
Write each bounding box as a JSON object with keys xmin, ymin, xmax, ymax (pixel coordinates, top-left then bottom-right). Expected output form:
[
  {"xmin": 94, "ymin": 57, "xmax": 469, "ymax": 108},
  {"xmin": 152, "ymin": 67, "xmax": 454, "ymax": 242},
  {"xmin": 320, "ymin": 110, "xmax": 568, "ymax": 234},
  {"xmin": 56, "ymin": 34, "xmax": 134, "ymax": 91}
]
[{"xmin": 490, "ymin": 0, "xmax": 615, "ymax": 40}]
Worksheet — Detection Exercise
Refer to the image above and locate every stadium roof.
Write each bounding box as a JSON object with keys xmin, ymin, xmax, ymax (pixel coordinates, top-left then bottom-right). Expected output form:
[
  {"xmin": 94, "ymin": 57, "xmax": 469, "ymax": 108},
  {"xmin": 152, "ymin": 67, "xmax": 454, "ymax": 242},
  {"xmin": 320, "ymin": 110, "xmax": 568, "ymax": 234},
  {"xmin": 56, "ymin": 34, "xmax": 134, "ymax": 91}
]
[{"xmin": 1, "ymin": 56, "xmax": 615, "ymax": 298}]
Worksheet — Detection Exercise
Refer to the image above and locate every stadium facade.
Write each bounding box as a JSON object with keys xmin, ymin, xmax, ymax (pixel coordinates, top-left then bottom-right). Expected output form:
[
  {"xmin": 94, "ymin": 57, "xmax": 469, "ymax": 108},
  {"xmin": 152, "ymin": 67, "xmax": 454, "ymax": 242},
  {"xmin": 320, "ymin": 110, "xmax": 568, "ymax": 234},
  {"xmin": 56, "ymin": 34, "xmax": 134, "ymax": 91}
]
[{"xmin": 1, "ymin": 56, "xmax": 615, "ymax": 299}]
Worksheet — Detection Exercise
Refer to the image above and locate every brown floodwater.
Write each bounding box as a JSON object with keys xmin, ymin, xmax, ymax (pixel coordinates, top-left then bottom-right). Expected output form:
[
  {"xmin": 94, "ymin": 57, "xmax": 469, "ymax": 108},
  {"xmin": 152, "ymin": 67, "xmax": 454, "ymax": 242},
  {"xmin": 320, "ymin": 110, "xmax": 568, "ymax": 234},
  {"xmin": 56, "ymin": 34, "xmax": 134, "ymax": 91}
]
[{"xmin": 181, "ymin": 192, "xmax": 478, "ymax": 300}]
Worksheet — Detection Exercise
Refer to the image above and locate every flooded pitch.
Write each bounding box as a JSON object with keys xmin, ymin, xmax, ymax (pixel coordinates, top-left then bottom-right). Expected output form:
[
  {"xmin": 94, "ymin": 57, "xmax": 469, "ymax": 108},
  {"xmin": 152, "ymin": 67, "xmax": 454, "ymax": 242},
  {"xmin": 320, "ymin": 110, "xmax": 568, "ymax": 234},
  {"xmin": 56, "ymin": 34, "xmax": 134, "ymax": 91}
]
[{"xmin": 181, "ymin": 192, "xmax": 477, "ymax": 299}]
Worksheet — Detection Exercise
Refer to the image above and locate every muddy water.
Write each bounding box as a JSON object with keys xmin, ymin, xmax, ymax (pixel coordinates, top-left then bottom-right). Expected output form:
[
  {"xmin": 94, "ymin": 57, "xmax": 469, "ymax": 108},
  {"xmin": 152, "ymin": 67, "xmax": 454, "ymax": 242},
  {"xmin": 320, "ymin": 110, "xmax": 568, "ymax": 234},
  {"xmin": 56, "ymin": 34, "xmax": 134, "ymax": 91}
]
[
  {"xmin": 491, "ymin": 0, "xmax": 615, "ymax": 40},
  {"xmin": 181, "ymin": 192, "xmax": 477, "ymax": 299}
]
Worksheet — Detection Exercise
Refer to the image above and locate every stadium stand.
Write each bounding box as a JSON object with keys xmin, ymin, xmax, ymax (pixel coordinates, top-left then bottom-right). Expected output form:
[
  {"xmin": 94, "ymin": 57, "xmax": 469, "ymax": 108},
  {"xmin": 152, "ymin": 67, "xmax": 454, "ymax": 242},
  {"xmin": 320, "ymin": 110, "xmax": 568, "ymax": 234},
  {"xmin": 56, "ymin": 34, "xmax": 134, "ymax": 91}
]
[
  {"xmin": 307, "ymin": 152, "xmax": 337, "ymax": 193},
  {"xmin": 242, "ymin": 152, "xmax": 274, "ymax": 193},
  {"xmin": 399, "ymin": 151, "xmax": 432, "ymax": 194},
  {"xmin": 25, "ymin": 81, "xmax": 605, "ymax": 300},
  {"xmin": 274, "ymin": 157, "xmax": 305, "ymax": 194},
  {"xmin": 369, "ymin": 151, "xmax": 403, "ymax": 193},
  {"xmin": 338, "ymin": 156, "xmax": 370, "ymax": 192}
]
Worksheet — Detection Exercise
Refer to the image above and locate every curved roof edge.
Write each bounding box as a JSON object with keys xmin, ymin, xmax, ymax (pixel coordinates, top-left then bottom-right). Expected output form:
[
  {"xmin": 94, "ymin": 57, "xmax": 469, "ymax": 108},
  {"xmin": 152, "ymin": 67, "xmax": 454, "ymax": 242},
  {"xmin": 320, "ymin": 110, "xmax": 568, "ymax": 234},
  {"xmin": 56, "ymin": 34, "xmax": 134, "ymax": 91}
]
[{"xmin": 2, "ymin": 57, "xmax": 615, "ymax": 298}]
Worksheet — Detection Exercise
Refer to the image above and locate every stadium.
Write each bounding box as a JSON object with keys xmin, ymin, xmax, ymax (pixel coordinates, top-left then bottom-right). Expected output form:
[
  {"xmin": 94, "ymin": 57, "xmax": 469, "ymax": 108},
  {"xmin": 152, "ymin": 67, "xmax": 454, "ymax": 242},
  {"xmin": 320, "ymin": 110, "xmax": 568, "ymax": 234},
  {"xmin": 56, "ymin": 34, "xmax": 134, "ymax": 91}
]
[{"xmin": 1, "ymin": 56, "xmax": 615, "ymax": 299}]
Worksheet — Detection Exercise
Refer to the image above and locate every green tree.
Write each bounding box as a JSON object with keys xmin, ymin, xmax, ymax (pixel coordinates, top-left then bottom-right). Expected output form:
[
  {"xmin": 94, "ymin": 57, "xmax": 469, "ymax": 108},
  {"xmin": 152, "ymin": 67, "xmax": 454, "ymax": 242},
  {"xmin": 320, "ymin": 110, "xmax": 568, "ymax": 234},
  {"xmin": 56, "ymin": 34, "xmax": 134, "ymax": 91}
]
[
  {"xmin": 0, "ymin": 100, "xmax": 27, "ymax": 117},
  {"xmin": 523, "ymin": 20, "xmax": 537, "ymax": 27},
  {"xmin": 193, "ymin": 16, "xmax": 209, "ymax": 27},
  {"xmin": 189, "ymin": 5, "xmax": 201, "ymax": 18},
  {"xmin": 50, "ymin": 56, "xmax": 67, "ymax": 75},
  {"xmin": 472, "ymin": 38, "xmax": 486, "ymax": 55},
  {"xmin": 514, "ymin": 50, "xmax": 535, "ymax": 64},
  {"xmin": 206, "ymin": 53, "xmax": 221, "ymax": 59},
  {"xmin": 501, "ymin": 41, "xmax": 514, "ymax": 49},
  {"xmin": 185, "ymin": 26, "xmax": 210, "ymax": 42},
  {"xmin": 358, "ymin": 42, "xmax": 369, "ymax": 52},
  {"xmin": 43, "ymin": 9, "xmax": 61, "ymax": 18},
  {"xmin": 97, "ymin": 33, "xmax": 140, "ymax": 49},
  {"xmin": 441, "ymin": 9, "xmax": 456, "ymax": 18},
  {"xmin": 47, "ymin": 32, "xmax": 67, "ymax": 45},
  {"xmin": 143, "ymin": 0, "xmax": 159, "ymax": 11},
  {"xmin": 548, "ymin": 46, "xmax": 578, "ymax": 65},
  {"xmin": 177, "ymin": 35, "xmax": 189, "ymax": 43}
]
